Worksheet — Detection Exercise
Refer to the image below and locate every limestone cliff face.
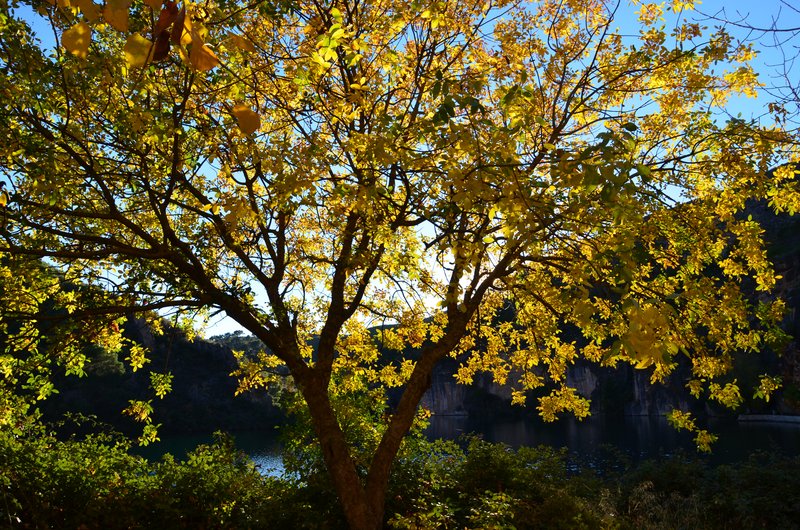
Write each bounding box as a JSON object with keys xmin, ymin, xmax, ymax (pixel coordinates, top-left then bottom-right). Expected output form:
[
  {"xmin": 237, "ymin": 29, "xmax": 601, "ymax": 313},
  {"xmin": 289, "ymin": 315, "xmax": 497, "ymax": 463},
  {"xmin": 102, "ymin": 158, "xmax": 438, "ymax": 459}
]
[
  {"xmin": 747, "ymin": 185, "xmax": 800, "ymax": 416},
  {"xmin": 567, "ymin": 364, "xmax": 598, "ymax": 402},
  {"xmin": 420, "ymin": 358, "xmax": 699, "ymax": 418},
  {"xmin": 420, "ymin": 365, "xmax": 468, "ymax": 415},
  {"xmin": 621, "ymin": 369, "xmax": 692, "ymax": 416}
]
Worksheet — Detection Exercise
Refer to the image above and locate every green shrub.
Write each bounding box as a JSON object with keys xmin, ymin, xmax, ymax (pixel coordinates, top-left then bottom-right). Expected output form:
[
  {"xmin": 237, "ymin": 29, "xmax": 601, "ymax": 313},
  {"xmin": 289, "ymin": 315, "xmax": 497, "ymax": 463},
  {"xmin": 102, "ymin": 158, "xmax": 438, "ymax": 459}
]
[
  {"xmin": 389, "ymin": 436, "xmax": 615, "ymax": 530},
  {"xmin": 3, "ymin": 422, "xmax": 800, "ymax": 529},
  {"xmin": 0, "ymin": 425, "xmax": 301, "ymax": 529},
  {"xmin": 618, "ymin": 452, "xmax": 800, "ymax": 530}
]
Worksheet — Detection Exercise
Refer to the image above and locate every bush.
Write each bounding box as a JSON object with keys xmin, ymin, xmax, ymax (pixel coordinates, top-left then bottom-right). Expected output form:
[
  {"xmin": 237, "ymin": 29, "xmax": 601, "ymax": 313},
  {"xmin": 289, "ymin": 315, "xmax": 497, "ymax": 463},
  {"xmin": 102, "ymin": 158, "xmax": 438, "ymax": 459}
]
[
  {"xmin": 618, "ymin": 452, "xmax": 800, "ymax": 529},
  {"xmin": 0, "ymin": 425, "xmax": 299, "ymax": 529},
  {"xmin": 3, "ymin": 422, "xmax": 800, "ymax": 529},
  {"xmin": 389, "ymin": 436, "xmax": 615, "ymax": 529}
]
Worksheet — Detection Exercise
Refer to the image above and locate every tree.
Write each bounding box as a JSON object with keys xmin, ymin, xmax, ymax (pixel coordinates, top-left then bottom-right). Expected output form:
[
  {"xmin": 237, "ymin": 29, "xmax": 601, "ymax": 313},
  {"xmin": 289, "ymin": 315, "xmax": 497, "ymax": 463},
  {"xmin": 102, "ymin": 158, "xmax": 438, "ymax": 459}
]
[{"xmin": 1, "ymin": 0, "xmax": 798, "ymax": 527}]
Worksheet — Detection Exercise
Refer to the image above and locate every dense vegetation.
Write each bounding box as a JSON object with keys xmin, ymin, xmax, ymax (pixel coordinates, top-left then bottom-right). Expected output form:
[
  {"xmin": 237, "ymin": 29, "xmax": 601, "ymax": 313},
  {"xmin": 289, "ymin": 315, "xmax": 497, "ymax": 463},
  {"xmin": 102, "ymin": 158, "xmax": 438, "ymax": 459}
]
[{"xmin": 3, "ymin": 420, "xmax": 799, "ymax": 529}]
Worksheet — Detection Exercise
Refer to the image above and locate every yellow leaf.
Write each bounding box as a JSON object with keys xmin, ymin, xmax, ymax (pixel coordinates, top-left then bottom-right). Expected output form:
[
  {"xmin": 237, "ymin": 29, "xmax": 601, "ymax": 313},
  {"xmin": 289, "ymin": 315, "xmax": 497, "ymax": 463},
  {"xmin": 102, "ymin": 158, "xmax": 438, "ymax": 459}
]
[
  {"xmin": 175, "ymin": 11, "xmax": 192, "ymax": 46},
  {"xmin": 311, "ymin": 52, "xmax": 331, "ymax": 68},
  {"xmin": 189, "ymin": 42, "xmax": 219, "ymax": 71},
  {"xmin": 229, "ymin": 33, "xmax": 256, "ymax": 53},
  {"xmin": 62, "ymin": 22, "xmax": 91, "ymax": 59},
  {"xmin": 672, "ymin": 0, "xmax": 696, "ymax": 11},
  {"xmin": 104, "ymin": 0, "xmax": 131, "ymax": 32},
  {"xmin": 143, "ymin": 0, "xmax": 161, "ymax": 9},
  {"xmin": 177, "ymin": 46, "xmax": 189, "ymax": 64},
  {"xmin": 232, "ymin": 104, "xmax": 260, "ymax": 135},
  {"xmin": 191, "ymin": 21, "xmax": 209, "ymax": 41},
  {"xmin": 123, "ymin": 33, "xmax": 154, "ymax": 67},
  {"xmin": 73, "ymin": 0, "xmax": 100, "ymax": 21}
]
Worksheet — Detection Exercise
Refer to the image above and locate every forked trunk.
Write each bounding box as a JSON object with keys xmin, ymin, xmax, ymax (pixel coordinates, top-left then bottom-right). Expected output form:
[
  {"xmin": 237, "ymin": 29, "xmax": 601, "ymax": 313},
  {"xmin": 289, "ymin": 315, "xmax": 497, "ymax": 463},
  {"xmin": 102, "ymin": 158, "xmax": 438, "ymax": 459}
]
[
  {"xmin": 297, "ymin": 336, "xmax": 463, "ymax": 528},
  {"xmin": 299, "ymin": 375, "xmax": 385, "ymax": 530}
]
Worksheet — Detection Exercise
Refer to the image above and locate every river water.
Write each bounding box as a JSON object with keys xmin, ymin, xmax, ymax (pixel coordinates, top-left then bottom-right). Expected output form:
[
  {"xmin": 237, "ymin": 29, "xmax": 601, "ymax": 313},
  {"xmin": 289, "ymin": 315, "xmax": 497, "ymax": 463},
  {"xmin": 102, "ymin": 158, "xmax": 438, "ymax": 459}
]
[
  {"xmin": 426, "ymin": 414, "xmax": 800, "ymax": 465},
  {"xmin": 139, "ymin": 414, "xmax": 800, "ymax": 476}
]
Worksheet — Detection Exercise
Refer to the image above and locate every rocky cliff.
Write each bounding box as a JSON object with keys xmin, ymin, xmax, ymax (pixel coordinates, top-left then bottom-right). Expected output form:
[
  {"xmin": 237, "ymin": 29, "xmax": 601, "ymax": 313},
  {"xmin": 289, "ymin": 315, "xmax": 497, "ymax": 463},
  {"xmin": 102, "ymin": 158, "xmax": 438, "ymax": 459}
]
[{"xmin": 43, "ymin": 320, "xmax": 284, "ymax": 435}]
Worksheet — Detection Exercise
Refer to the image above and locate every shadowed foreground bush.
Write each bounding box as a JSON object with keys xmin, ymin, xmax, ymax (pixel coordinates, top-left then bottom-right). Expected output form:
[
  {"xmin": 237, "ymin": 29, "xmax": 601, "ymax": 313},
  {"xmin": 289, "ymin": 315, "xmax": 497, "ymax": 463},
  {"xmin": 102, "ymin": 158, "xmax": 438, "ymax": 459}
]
[
  {"xmin": 618, "ymin": 451, "xmax": 800, "ymax": 529},
  {"xmin": 0, "ymin": 425, "xmax": 298, "ymax": 528},
  {"xmin": 2, "ymin": 425, "xmax": 799, "ymax": 529}
]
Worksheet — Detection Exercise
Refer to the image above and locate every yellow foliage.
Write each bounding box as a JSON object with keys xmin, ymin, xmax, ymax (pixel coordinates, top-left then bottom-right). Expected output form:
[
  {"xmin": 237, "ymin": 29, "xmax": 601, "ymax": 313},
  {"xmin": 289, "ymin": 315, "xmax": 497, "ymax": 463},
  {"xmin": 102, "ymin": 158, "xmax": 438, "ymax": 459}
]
[
  {"xmin": 123, "ymin": 399, "xmax": 153, "ymax": 423},
  {"xmin": 538, "ymin": 386, "xmax": 591, "ymax": 422},
  {"xmin": 754, "ymin": 375, "xmax": 782, "ymax": 402},
  {"xmin": 229, "ymin": 33, "xmax": 257, "ymax": 53},
  {"xmin": 126, "ymin": 344, "xmax": 150, "ymax": 372},
  {"xmin": 104, "ymin": 0, "xmax": 131, "ymax": 32},
  {"xmin": 2, "ymin": 1, "xmax": 798, "ymax": 510},
  {"xmin": 61, "ymin": 22, "xmax": 91, "ymax": 59},
  {"xmin": 232, "ymin": 104, "xmax": 261, "ymax": 135},
  {"xmin": 189, "ymin": 42, "xmax": 220, "ymax": 71},
  {"xmin": 123, "ymin": 33, "xmax": 153, "ymax": 67}
]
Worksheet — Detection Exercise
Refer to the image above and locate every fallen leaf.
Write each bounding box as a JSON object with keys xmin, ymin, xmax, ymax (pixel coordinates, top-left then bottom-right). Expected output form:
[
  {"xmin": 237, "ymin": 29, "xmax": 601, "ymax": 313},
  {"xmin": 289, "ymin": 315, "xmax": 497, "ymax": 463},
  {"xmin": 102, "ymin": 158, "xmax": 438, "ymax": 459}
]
[
  {"xmin": 232, "ymin": 104, "xmax": 260, "ymax": 134},
  {"xmin": 62, "ymin": 22, "xmax": 91, "ymax": 59},
  {"xmin": 124, "ymin": 33, "xmax": 154, "ymax": 67}
]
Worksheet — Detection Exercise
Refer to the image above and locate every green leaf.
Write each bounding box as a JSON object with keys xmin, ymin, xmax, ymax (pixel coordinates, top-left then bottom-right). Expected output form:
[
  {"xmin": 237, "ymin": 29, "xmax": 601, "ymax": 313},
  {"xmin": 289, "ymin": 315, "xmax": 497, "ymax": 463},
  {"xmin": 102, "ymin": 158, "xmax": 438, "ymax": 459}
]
[
  {"xmin": 431, "ymin": 80, "xmax": 441, "ymax": 99},
  {"xmin": 501, "ymin": 85, "xmax": 520, "ymax": 106}
]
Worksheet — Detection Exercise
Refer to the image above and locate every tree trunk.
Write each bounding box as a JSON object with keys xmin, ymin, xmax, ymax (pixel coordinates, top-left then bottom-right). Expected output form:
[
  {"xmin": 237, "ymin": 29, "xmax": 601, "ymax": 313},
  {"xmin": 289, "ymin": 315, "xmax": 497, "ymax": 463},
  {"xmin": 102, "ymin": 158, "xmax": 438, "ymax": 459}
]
[
  {"xmin": 299, "ymin": 373, "xmax": 384, "ymax": 530},
  {"xmin": 365, "ymin": 345, "xmax": 451, "ymax": 519},
  {"xmin": 295, "ymin": 316, "xmax": 469, "ymax": 529}
]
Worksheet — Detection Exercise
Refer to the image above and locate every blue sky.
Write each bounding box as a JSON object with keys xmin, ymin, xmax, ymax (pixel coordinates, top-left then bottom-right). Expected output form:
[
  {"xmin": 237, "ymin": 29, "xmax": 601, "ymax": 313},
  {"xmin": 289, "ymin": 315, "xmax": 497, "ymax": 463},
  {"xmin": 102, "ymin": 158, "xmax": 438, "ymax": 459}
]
[{"xmin": 676, "ymin": 0, "xmax": 799, "ymax": 122}]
